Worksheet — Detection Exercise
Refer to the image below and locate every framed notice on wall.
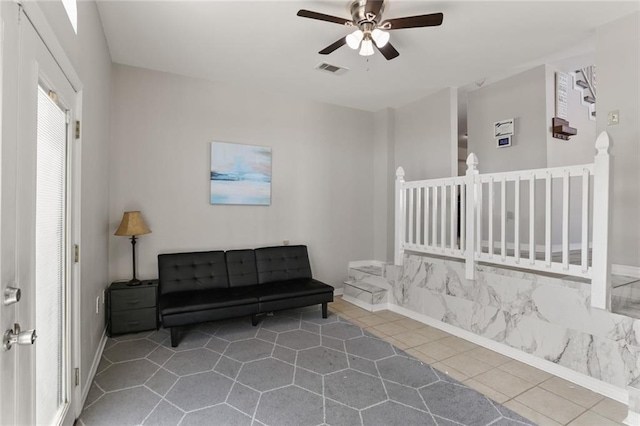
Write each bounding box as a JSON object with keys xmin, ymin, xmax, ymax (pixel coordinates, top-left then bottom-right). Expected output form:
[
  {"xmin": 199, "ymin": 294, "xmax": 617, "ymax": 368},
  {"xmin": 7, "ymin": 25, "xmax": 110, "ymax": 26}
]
[
  {"xmin": 494, "ymin": 119, "xmax": 514, "ymax": 138},
  {"xmin": 555, "ymin": 72, "xmax": 569, "ymax": 120}
]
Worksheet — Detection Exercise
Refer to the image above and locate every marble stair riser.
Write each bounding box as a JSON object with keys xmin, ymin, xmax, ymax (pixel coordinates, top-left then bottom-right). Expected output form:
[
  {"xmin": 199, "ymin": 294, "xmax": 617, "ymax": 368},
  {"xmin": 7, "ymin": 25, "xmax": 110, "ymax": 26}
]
[
  {"xmin": 343, "ymin": 283, "xmax": 388, "ymax": 307},
  {"xmin": 348, "ymin": 268, "xmax": 392, "ymax": 291},
  {"xmin": 392, "ymin": 253, "xmax": 640, "ymax": 390}
]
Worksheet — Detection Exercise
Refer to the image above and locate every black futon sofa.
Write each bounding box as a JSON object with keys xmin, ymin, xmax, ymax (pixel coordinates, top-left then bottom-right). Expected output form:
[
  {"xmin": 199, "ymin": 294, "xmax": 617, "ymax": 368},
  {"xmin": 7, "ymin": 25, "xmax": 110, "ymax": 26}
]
[{"xmin": 158, "ymin": 245, "xmax": 334, "ymax": 347}]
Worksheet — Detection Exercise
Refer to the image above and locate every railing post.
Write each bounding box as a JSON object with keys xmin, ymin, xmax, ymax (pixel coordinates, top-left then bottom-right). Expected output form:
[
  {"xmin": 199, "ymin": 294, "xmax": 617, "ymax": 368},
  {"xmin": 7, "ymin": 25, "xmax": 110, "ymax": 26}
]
[
  {"xmin": 395, "ymin": 167, "xmax": 406, "ymax": 266},
  {"xmin": 465, "ymin": 154, "xmax": 479, "ymax": 280},
  {"xmin": 591, "ymin": 131, "xmax": 611, "ymax": 310}
]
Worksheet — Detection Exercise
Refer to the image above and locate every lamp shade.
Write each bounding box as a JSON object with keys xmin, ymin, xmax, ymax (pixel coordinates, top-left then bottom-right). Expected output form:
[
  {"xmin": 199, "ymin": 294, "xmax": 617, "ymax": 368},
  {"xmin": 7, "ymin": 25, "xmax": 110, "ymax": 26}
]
[{"xmin": 115, "ymin": 211, "xmax": 151, "ymax": 236}]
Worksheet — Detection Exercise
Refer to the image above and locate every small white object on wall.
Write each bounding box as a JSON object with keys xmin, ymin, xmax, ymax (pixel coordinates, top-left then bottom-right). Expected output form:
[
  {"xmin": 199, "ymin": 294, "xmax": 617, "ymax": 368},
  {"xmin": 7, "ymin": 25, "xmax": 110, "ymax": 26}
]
[
  {"xmin": 494, "ymin": 118, "xmax": 514, "ymax": 138},
  {"xmin": 496, "ymin": 136, "xmax": 512, "ymax": 148}
]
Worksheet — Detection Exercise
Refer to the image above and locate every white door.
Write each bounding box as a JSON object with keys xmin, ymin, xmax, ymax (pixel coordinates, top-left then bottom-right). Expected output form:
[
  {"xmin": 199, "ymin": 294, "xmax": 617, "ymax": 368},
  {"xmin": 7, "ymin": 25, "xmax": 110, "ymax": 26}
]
[{"xmin": 0, "ymin": 3, "xmax": 78, "ymax": 425}]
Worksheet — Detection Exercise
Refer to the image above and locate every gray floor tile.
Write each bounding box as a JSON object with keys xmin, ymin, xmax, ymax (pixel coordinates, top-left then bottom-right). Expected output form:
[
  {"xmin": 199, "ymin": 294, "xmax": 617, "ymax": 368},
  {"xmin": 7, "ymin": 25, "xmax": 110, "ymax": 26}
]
[
  {"xmin": 227, "ymin": 382, "xmax": 260, "ymax": 417},
  {"xmin": 272, "ymin": 344, "xmax": 297, "ymax": 364},
  {"xmin": 347, "ymin": 355, "xmax": 379, "ymax": 377},
  {"xmin": 206, "ymin": 336, "xmax": 230, "ymax": 353},
  {"xmin": 162, "ymin": 330, "xmax": 210, "ymax": 351},
  {"xmin": 216, "ymin": 323, "xmax": 259, "ymax": 341},
  {"xmin": 147, "ymin": 329, "xmax": 170, "ymax": 344},
  {"xmin": 142, "ymin": 401, "xmax": 184, "ymax": 425},
  {"xmin": 277, "ymin": 329, "xmax": 321, "ymax": 350},
  {"xmin": 300, "ymin": 310, "xmax": 339, "ymax": 324},
  {"xmin": 81, "ymin": 386, "xmax": 160, "ymax": 425},
  {"xmin": 237, "ymin": 358, "xmax": 294, "ymax": 391},
  {"xmin": 361, "ymin": 400, "xmax": 436, "ymax": 426},
  {"xmin": 180, "ymin": 404, "xmax": 252, "ymax": 426},
  {"xmin": 324, "ymin": 399, "xmax": 362, "ymax": 426},
  {"xmin": 322, "ymin": 336, "xmax": 346, "ymax": 352},
  {"xmin": 419, "ymin": 381, "xmax": 501, "ymax": 425},
  {"xmin": 214, "ymin": 355, "xmax": 243, "ymax": 379},
  {"xmin": 95, "ymin": 359, "xmax": 158, "ymax": 392},
  {"xmin": 300, "ymin": 321, "xmax": 321, "ymax": 334},
  {"xmin": 145, "ymin": 368, "xmax": 178, "ymax": 396},
  {"xmin": 96, "ymin": 357, "xmax": 112, "ymax": 375},
  {"xmin": 165, "ymin": 371, "xmax": 233, "ymax": 411},
  {"xmin": 260, "ymin": 315, "xmax": 301, "ymax": 332},
  {"xmin": 163, "ymin": 348, "xmax": 219, "ymax": 376},
  {"xmin": 83, "ymin": 382, "xmax": 104, "ymax": 408},
  {"xmin": 255, "ymin": 328, "xmax": 277, "ymax": 342},
  {"xmin": 297, "ymin": 347, "xmax": 349, "ymax": 375},
  {"xmin": 321, "ymin": 322, "xmax": 363, "ymax": 340},
  {"xmin": 345, "ymin": 336, "xmax": 395, "ymax": 360},
  {"xmin": 324, "ymin": 369, "xmax": 387, "ymax": 409},
  {"xmin": 384, "ymin": 380, "xmax": 428, "ymax": 411},
  {"xmin": 224, "ymin": 338, "xmax": 274, "ymax": 362},
  {"xmin": 146, "ymin": 346, "xmax": 174, "ymax": 366},
  {"xmin": 104, "ymin": 339, "xmax": 159, "ymax": 363},
  {"xmin": 256, "ymin": 385, "xmax": 324, "ymax": 426},
  {"xmin": 295, "ymin": 367, "xmax": 323, "ymax": 395},
  {"xmin": 377, "ymin": 355, "xmax": 438, "ymax": 388}
]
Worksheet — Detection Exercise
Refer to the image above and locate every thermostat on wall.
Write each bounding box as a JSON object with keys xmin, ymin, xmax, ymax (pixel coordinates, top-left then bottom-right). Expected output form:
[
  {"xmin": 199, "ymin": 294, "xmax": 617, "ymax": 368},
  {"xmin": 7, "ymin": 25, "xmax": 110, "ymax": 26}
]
[{"xmin": 497, "ymin": 136, "xmax": 512, "ymax": 148}]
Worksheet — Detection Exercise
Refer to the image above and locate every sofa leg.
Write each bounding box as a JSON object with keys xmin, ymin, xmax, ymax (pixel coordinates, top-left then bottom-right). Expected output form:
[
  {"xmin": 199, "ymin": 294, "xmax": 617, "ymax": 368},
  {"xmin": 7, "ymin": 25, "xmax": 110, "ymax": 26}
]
[
  {"xmin": 322, "ymin": 302, "xmax": 328, "ymax": 319},
  {"xmin": 251, "ymin": 314, "xmax": 259, "ymax": 326},
  {"xmin": 170, "ymin": 327, "xmax": 180, "ymax": 347}
]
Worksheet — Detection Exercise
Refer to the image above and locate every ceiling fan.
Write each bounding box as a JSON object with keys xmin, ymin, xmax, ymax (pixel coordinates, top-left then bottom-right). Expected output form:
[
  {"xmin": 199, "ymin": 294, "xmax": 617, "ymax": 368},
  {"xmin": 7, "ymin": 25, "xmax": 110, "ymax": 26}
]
[{"xmin": 297, "ymin": 0, "xmax": 444, "ymax": 60}]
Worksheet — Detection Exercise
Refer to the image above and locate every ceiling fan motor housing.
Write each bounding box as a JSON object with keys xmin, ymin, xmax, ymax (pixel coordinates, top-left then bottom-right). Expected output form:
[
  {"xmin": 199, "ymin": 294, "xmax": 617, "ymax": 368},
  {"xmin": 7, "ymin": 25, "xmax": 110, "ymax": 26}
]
[{"xmin": 350, "ymin": 0, "xmax": 385, "ymax": 27}]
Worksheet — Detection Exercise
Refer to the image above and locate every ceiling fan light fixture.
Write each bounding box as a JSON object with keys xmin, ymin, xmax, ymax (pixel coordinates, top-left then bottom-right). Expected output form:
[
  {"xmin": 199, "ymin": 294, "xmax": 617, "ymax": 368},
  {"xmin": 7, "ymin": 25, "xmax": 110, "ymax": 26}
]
[
  {"xmin": 346, "ymin": 29, "xmax": 364, "ymax": 50},
  {"xmin": 371, "ymin": 28, "xmax": 389, "ymax": 47},
  {"xmin": 359, "ymin": 38, "xmax": 374, "ymax": 56}
]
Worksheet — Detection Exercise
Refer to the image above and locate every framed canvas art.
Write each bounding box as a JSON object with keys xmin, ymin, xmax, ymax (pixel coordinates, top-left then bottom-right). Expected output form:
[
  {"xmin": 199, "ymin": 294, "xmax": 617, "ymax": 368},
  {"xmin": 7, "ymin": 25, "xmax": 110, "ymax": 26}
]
[{"xmin": 210, "ymin": 141, "xmax": 272, "ymax": 205}]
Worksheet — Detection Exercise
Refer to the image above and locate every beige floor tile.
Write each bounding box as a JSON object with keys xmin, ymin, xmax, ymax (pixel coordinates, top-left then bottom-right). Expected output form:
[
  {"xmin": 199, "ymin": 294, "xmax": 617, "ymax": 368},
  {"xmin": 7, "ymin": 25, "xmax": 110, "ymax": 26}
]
[
  {"xmin": 348, "ymin": 319, "xmax": 367, "ymax": 328},
  {"xmin": 591, "ymin": 398, "xmax": 628, "ymax": 423},
  {"xmin": 415, "ymin": 326, "xmax": 451, "ymax": 341},
  {"xmin": 336, "ymin": 312, "xmax": 353, "ymax": 320},
  {"xmin": 432, "ymin": 362, "xmax": 469, "ymax": 382},
  {"xmin": 438, "ymin": 336, "xmax": 478, "ymax": 352},
  {"xmin": 568, "ymin": 410, "xmax": 621, "ymax": 426},
  {"xmin": 440, "ymin": 353, "xmax": 493, "ymax": 378},
  {"xmin": 372, "ymin": 322, "xmax": 410, "ymax": 336},
  {"xmin": 463, "ymin": 378, "xmax": 510, "ymax": 404},
  {"xmin": 539, "ymin": 376, "xmax": 604, "ymax": 409},
  {"xmin": 405, "ymin": 348, "xmax": 437, "ymax": 365},
  {"xmin": 375, "ymin": 310, "xmax": 406, "ymax": 322},
  {"xmin": 515, "ymin": 387, "xmax": 586, "ymax": 424},
  {"xmin": 499, "ymin": 359, "xmax": 553, "ymax": 385},
  {"xmin": 474, "ymin": 368, "xmax": 536, "ymax": 398},
  {"xmin": 341, "ymin": 307, "xmax": 373, "ymax": 319},
  {"xmin": 413, "ymin": 341, "xmax": 460, "ymax": 361},
  {"xmin": 392, "ymin": 331, "xmax": 433, "ymax": 348},
  {"xmin": 357, "ymin": 315, "xmax": 388, "ymax": 327},
  {"xmin": 394, "ymin": 318, "xmax": 426, "ymax": 330},
  {"xmin": 503, "ymin": 400, "xmax": 562, "ymax": 426},
  {"xmin": 381, "ymin": 336, "xmax": 410, "ymax": 350},
  {"xmin": 364, "ymin": 327, "xmax": 388, "ymax": 338},
  {"xmin": 466, "ymin": 347, "xmax": 513, "ymax": 367}
]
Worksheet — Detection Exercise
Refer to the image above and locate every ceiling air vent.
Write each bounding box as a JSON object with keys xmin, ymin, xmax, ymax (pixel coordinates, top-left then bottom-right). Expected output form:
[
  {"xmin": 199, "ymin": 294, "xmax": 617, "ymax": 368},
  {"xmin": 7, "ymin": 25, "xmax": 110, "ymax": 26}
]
[{"xmin": 315, "ymin": 62, "xmax": 348, "ymax": 76}]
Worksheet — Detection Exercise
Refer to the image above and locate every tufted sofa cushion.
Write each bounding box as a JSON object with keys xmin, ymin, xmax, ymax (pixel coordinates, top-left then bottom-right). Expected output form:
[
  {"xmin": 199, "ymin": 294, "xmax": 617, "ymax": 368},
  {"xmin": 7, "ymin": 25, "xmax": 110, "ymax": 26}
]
[
  {"xmin": 226, "ymin": 249, "xmax": 259, "ymax": 287},
  {"xmin": 254, "ymin": 245, "xmax": 312, "ymax": 284},
  {"xmin": 158, "ymin": 251, "xmax": 228, "ymax": 295}
]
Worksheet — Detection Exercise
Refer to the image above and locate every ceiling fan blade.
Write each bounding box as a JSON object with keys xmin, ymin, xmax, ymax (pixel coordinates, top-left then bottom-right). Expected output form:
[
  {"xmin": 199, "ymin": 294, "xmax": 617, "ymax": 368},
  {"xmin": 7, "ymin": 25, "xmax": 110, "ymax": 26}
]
[
  {"xmin": 382, "ymin": 12, "xmax": 444, "ymax": 30},
  {"xmin": 319, "ymin": 37, "xmax": 347, "ymax": 55},
  {"xmin": 297, "ymin": 9, "xmax": 353, "ymax": 26},
  {"xmin": 374, "ymin": 41, "xmax": 399, "ymax": 60},
  {"xmin": 365, "ymin": 0, "xmax": 384, "ymax": 19}
]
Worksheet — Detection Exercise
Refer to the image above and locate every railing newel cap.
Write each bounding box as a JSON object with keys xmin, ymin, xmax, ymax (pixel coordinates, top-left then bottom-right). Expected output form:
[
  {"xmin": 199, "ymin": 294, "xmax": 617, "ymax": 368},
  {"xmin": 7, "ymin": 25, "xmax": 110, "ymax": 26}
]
[
  {"xmin": 396, "ymin": 166, "xmax": 405, "ymax": 178},
  {"xmin": 466, "ymin": 153, "xmax": 478, "ymax": 168},
  {"xmin": 595, "ymin": 131, "xmax": 611, "ymax": 154}
]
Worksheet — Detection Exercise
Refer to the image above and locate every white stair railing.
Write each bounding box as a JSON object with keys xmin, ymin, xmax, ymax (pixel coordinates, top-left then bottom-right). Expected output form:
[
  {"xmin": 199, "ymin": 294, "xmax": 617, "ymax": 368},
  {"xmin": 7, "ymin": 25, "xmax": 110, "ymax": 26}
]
[{"xmin": 395, "ymin": 131, "xmax": 611, "ymax": 310}]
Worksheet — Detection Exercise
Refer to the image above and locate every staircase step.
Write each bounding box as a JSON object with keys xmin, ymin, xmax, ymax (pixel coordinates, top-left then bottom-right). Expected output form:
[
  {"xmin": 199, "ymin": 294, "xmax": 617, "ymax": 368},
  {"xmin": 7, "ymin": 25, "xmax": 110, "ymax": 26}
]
[
  {"xmin": 584, "ymin": 95, "xmax": 596, "ymax": 104},
  {"xmin": 343, "ymin": 280, "xmax": 388, "ymax": 312},
  {"xmin": 591, "ymin": 111, "xmax": 596, "ymax": 117},
  {"xmin": 626, "ymin": 377, "xmax": 640, "ymax": 424},
  {"xmin": 576, "ymin": 80, "xmax": 589, "ymax": 89}
]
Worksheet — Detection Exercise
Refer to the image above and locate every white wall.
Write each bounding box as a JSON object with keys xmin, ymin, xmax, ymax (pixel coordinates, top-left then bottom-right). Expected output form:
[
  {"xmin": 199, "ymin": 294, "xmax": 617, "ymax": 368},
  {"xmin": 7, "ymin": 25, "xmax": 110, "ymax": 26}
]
[
  {"xmin": 109, "ymin": 65, "xmax": 375, "ymax": 288},
  {"xmin": 596, "ymin": 12, "xmax": 640, "ymax": 269},
  {"xmin": 372, "ymin": 108, "xmax": 395, "ymax": 262},
  {"xmin": 394, "ymin": 87, "xmax": 458, "ymax": 181},
  {"xmin": 33, "ymin": 1, "xmax": 112, "ymax": 392}
]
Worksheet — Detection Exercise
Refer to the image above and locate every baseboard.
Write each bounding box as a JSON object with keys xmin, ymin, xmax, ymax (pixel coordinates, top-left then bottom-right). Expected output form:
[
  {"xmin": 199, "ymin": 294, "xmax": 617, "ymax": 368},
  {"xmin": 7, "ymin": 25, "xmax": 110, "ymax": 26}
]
[
  {"xmin": 342, "ymin": 294, "xmax": 387, "ymax": 312},
  {"xmin": 613, "ymin": 264, "xmax": 640, "ymax": 279},
  {"xmin": 333, "ymin": 288, "xmax": 344, "ymax": 296},
  {"xmin": 624, "ymin": 411, "xmax": 640, "ymax": 426},
  {"xmin": 385, "ymin": 303, "xmax": 629, "ymax": 405},
  {"xmin": 81, "ymin": 328, "xmax": 108, "ymax": 408}
]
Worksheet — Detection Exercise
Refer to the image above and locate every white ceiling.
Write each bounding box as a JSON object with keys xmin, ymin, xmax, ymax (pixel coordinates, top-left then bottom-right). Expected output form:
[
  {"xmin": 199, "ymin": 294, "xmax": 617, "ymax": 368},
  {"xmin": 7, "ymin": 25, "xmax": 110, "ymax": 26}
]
[{"xmin": 96, "ymin": 1, "xmax": 639, "ymax": 112}]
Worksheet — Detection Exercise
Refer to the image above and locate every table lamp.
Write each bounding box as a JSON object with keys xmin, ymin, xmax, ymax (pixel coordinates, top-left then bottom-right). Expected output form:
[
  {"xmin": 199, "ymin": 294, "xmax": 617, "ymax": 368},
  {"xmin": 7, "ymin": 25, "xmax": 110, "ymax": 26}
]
[{"xmin": 115, "ymin": 211, "xmax": 151, "ymax": 286}]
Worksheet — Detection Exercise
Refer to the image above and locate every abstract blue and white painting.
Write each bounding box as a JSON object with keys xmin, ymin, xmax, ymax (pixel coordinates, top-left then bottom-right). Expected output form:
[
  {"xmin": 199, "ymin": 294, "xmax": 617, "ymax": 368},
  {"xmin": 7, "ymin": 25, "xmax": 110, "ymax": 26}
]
[{"xmin": 210, "ymin": 141, "xmax": 272, "ymax": 205}]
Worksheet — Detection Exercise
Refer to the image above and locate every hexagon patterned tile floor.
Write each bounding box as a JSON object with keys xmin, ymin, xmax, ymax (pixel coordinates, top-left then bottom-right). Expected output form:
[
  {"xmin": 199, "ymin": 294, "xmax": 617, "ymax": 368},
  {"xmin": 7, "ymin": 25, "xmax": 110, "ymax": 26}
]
[{"xmin": 79, "ymin": 305, "xmax": 533, "ymax": 426}]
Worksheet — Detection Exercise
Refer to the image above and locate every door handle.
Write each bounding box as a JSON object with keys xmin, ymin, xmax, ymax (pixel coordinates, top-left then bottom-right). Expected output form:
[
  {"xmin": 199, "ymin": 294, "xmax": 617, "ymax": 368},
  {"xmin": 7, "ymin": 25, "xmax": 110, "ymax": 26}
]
[{"xmin": 3, "ymin": 323, "xmax": 37, "ymax": 351}]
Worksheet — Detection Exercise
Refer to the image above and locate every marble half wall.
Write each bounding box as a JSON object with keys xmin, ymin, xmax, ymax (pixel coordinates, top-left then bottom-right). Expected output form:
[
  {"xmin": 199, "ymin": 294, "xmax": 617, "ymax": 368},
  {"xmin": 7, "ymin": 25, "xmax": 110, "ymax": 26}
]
[{"xmin": 392, "ymin": 253, "xmax": 640, "ymax": 390}]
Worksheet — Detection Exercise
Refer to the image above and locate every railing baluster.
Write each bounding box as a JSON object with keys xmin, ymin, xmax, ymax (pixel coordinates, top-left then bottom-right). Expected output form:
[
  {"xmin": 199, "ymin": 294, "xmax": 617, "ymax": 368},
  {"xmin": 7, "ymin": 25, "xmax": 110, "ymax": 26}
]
[
  {"xmin": 394, "ymin": 167, "xmax": 405, "ymax": 265},
  {"xmin": 581, "ymin": 169, "xmax": 589, "ymax": 273},
  {"xmin": 450, "ymin": 183, "xmax": 456, "ymax": 252},
  {"xmin": 489, "ymin": 177, "xmax": 494, "ymax": 257},
  {"xmin": 562, "ymin": 170, "xmax": 570, "ymax": 270},
  {"xmin": 425, "ymin": 186, "xmax": 430, "ymax": 246},
  {"xmin": 461, "ymin": 183, "xmax": 466, "ymax": 253},
  {"xmin": 432, "ymin": 186, "xmax": 438, "ymax": 247},
  {"xmin": 529, "ymin": 174, "xmax": 535, "ymax": 265},
  {"xmin": 477, "ymin": 180, "xmax": 483, "ymax": 256},
  {"xmin": 501, "ymin": 177, "xmax": 506, "ymax": 260},
  {"xmin": 515, "ymin": 176, "xmax": 520, "ymax": 263},
  {"xmin": 441, "ymin": 183, "xmax": 446, "ymax": 251},
  {"xmin": 416, "ymin": 187, "xmax": 422, "ymax": 247},
  {"xmin": 408, "ymin": 187, "xmax": 414, "ymax": 246},
  {"xmin": 545, "ymin": 172, "xmax": 552, "ymax": 267}
]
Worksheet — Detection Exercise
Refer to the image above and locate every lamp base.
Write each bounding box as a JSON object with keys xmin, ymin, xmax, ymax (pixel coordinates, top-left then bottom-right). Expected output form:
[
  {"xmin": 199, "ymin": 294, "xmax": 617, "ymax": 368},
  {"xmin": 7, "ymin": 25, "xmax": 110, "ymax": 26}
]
[{"xmin": 127, "ymin": 278, "xmax": 142, "ymax": 286}]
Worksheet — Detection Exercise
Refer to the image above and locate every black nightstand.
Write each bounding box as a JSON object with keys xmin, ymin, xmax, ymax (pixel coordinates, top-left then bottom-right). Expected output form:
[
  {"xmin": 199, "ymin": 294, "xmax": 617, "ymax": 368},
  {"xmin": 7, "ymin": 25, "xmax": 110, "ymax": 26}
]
[{"xmin": 106, "ymin": 280, "xmax": 159, "ymax": 337}]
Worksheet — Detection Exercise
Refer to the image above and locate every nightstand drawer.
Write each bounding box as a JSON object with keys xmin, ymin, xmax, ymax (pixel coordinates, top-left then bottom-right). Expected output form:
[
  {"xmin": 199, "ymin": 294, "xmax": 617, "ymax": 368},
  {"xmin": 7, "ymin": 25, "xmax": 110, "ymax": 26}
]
[
  {"xmin": 110, "ymin": 287, "xmax": 156, "ymax": 311},
  {"xmin": 110, "ymin": 308, "xmax": 157, "ymax": 335}
]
